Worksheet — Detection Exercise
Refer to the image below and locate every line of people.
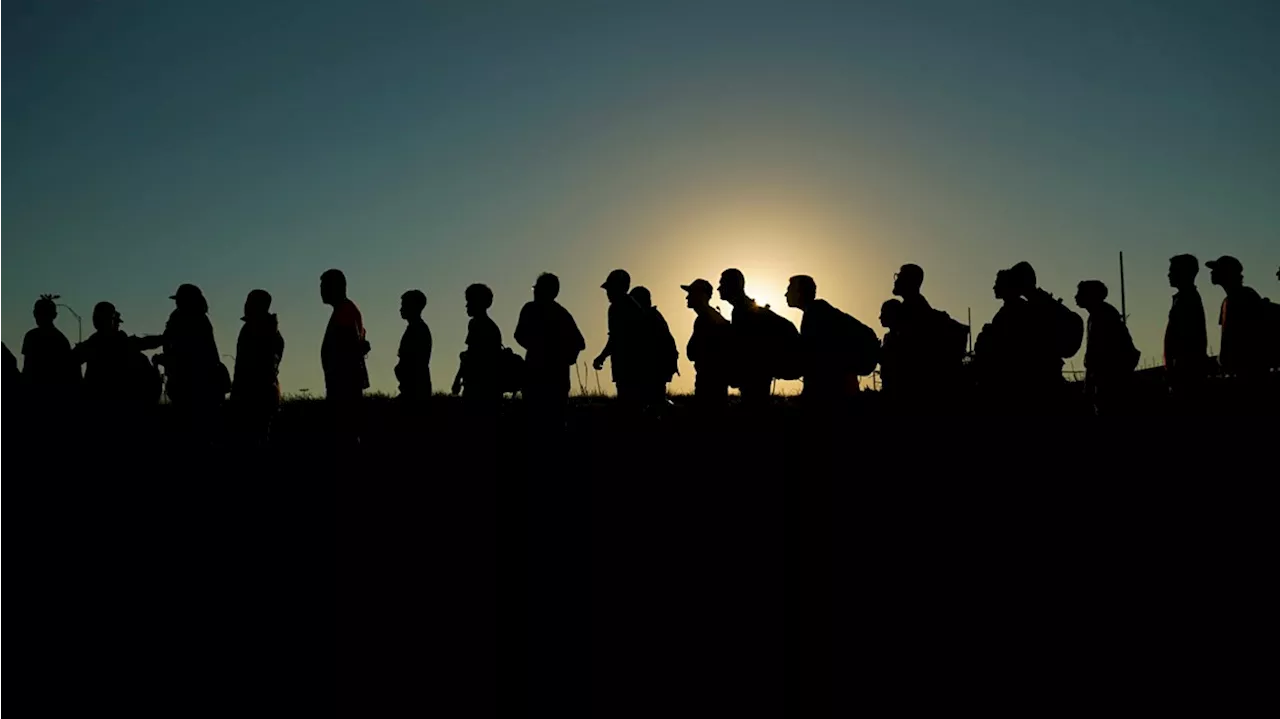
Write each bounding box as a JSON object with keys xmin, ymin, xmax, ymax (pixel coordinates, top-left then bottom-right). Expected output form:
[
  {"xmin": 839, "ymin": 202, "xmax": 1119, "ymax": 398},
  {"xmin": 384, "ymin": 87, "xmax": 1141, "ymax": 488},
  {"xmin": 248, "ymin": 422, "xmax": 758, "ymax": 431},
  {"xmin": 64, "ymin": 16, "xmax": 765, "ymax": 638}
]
[{"xmin": 5, "ymin": 255, "xmax": 1277, "ymax": 445}]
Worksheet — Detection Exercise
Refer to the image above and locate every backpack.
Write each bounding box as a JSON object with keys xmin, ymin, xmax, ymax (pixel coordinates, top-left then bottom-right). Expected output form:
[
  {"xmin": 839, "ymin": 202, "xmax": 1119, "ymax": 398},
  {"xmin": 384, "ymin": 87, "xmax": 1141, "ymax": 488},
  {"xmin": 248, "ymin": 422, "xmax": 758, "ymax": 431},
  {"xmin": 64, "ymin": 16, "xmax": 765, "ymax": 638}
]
[
  {"xmin": 832, "ymin": 311, "xmax": 881, "ymax": 377},
  {"xmin": 1261, "ymin": 297, "xmax": 1280, "ymax": 369},
  {"xmin": 499, "ymin": 347, "xmax": 526, "ymax": 394},
  {"xmin": 759, "ymin": 306, "xmax": 803, "ymax": 380},
  {"xmin": 928, "ymin": 310, "xmax": 970, "ymax": 366},
  {"xmin": 1035, "ymin": 293, "xmax": 1084, "ymax": 359}
]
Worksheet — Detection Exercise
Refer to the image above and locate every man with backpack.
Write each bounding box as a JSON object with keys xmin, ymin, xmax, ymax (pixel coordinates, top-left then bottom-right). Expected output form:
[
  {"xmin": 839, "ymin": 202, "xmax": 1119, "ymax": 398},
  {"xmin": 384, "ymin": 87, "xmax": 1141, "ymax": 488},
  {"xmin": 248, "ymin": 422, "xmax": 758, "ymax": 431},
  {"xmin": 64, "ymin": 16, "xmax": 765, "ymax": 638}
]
[
  {"xmin": 628, "ymin": 286, "xmax": 679, "ymax": 412},
  {"xmin": 1208, "ymin": 256, "xmax": 1271, "ymax": 413},
  {"xmin": 717, "ymin": 268, "xmax": 797, "ymax": 408},
  {"xmin": 516, "ymin": 273, "xmax": 585, "ymax": 429},
  {"xmin": 889, "ymin": 263, "xmax": 969, "ymax": 413},
  {"xmin": 682, "ymin": 279, "xmax": 733, "ymax": 412},
  {"xmin": 593, "ymin": 269, "xmax": 646, "ymax": 412},
  {"xmin": 785, "ymin": 275, "xmax": 877, "ymax": 413},
  {"xmin": 1075, "ymin": 280, "xmax": 1140, "ymax": 416},
  {"xmin": 1007, "ymin": 261, "xmax": 1082, "ymax": 412}
]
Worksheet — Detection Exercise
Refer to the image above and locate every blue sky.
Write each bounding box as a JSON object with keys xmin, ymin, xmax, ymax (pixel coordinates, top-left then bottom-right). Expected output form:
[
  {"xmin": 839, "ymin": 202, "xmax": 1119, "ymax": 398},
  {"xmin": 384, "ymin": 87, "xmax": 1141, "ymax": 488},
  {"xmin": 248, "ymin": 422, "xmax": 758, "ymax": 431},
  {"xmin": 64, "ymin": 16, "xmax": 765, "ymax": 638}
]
[{"xmin": 5, "ymin": 0, "xmax": 1278, "ymax": 394}]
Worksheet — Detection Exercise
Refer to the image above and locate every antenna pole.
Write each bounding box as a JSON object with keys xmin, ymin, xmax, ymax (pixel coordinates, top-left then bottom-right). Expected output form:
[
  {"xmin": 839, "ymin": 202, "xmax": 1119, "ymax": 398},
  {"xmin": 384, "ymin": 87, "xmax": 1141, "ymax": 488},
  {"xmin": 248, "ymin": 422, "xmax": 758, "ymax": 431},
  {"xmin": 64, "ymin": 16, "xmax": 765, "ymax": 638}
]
[{"xmin": 1119, "ymin": 251, "xmax": 1127, "ymax": 326}]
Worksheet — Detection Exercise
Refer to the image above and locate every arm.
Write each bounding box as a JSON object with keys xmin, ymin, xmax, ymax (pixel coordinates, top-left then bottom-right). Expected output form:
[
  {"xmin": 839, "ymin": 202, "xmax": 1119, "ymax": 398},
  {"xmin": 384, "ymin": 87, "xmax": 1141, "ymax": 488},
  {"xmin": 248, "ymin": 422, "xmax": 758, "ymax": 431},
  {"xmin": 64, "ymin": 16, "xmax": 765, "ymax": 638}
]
[
  {"xmin": 452, "ymin": 354, "xmax": 465, "ymax": 395},
  {"xmin": 132, "ymin": 334, "xmax": 165, "ymax": 352},
  {"xmin": 514, "ymin": 305, "xmax": 533, "ymax": 352},
  {"xmin": 593, "ymin": 338, "xmax": 612, "ymax": 370}
]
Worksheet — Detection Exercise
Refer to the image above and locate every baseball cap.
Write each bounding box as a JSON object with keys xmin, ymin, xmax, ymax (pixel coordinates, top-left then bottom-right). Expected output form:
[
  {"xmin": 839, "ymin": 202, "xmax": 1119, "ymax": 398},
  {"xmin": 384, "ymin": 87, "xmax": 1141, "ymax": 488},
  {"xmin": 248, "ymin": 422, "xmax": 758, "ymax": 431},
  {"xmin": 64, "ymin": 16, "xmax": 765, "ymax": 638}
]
[
  {"xmin": 1205, "ymin": 255, "xmax": 1243, "ymax": 275},
  {"xmin": 601, "ymin": 269, "xmax": 630, "ymax": 290},
  {"xmin": 681, "ymin": 279, "xmax": 713, "ymax": 296}
]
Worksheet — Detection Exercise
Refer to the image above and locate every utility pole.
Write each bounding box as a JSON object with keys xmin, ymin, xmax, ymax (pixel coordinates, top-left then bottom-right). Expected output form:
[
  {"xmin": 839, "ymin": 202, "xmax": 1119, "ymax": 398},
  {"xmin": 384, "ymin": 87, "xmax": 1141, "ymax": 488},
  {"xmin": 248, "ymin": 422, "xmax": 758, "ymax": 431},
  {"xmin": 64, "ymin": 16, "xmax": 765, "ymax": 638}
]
[
  {"xmin": 967, "ymin": 307, "xmax": 973, "ymax": 354},
  {"xmin": 55, "ymin": 301, "xmax": 83, "ymax": 343},
  {"xmin": 1119, "ymin": 251, "xmax": 1127, "ymax": 326}
]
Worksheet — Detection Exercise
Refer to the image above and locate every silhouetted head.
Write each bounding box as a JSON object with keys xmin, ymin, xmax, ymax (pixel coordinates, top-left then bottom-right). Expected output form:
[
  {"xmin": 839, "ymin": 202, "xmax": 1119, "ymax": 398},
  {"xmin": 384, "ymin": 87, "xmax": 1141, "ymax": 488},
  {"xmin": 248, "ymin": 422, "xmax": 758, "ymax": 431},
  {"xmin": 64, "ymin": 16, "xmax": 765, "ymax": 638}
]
[
  {"xmin": 682, "ymin": 279, "xmax": 713, "ymax": 310},
  {"xmin": 244, "ymin": 289, "xmax": 272, "ymax": 319},
  {"xmin": 400, "ymin": 289, "xmax": 427, "ymax": 320},
  {"xmin": 1168, "ymin": 254, "xmax": 1199, "ymax": 289},
  {"xmin": 465, "ymin": 283, "xmax": 493, "ymax": 317},
  {"xmin": 33, "ymin": 296, "xmax": 58, "ymax": 327},
  {"xmin": 1074, "ymin": 280, "xmax": 1108, "ymax": 310},
  {"xmin": 170, "ymin": 284, "xmax": 208, "ymax": 313},
  {"xmin": 786, "ymin": 275, "xmax": 817, "ymax": 310},
  {"xmin": 320, "ymin": 269, "xmax": 348, "ymax": 305},
  {"xmin": 993, "ymin": 269, "xmax": 1013, "ymax": 300},
  {"xmin": 718, "ymin": 268, "xmax": 747, "ymax": 305},
  {"xmin": 601, "ymin": 269, "xmax": 631, "ymax": 303},
  {"xmin": 880, "ymin": 299, "xmax": 902, "ymax": 329},
  {"xmin": 892, "ymin": 264, "xmax": 924, "ymax": 298},
  {"xmin": 534, "ymin": 273, "xmax": 560, "ymax": 302},
  {"xmin": 629, "ymin": 286, "xmax": 652, "ymax": 309},
  {"xmin": 1206, "ymin": 255, "xmax": 1243, "ymax": 290},
  {"xmin": 92, "ymin": 302, "xmax": 121, "ymax": 332},
  {"xmin": 1008, "ymin": 261, "xmax": 1038, "ymax": 295}
]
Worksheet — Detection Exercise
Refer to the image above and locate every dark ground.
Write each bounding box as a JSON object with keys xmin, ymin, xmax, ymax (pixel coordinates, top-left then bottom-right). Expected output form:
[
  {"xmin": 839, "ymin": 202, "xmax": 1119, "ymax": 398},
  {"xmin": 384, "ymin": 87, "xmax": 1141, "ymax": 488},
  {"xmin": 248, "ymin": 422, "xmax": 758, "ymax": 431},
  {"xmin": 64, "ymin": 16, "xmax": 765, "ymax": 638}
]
[{"xmin": 5, "ymin": 384, "xmax": 1275, "ymax": 715}]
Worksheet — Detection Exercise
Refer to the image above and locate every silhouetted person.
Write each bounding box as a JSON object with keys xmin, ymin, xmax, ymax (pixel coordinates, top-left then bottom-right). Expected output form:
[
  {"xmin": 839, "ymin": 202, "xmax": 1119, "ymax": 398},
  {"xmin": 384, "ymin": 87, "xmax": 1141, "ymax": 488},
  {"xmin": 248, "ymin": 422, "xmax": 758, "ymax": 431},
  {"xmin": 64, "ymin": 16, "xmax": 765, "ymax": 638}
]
[
  {"xmin": 1208, "ymin": 256, "xmax": 1266, "ymax": 379},
  {"xmin": 888, "ymin": 263, "xmax": 968, "ymax": 412},
  {"xmin": 785, "ymin": 275, "xmax": 869, "ymax": 411},
  {"xmin": 878, "ymin": 299, "xmax": 903, "ymax": 396},
  {"xmin": 321, "ymin": 269, "xmax": 370, "ymax": 445},
  {"xmin": 628, "ymin": 286, "xmax": 678, "ymax": 411},
  {"xmin": 1007, "ymin": 261, "xmax": 1082, "ymax": 411},
  {"xmin": 452, "ymin": 284, "xmax": 504, "ymax": 418},
  {"xmin": 21, "ymin": 295, "xmax": 79, "ymax": 405},
  {"xmin": 1164, "ymin": 255, "xmax": 1207, "ymax": 410},
  {"xmin": 232, "ymin": 289, "xmax": 285, "ymax": 447},
  {"xmin": 974, "ymin": 269, "xmax": 1035, "ymax": 413},
  {"xmin": 396, "ymin": 289, "xmax": 434, "ymax": 403},
  {"xmin": 1075, "ymin": 280, "xmax": 1139, "ymax": 416},
  {"xmin": 157, "ymin": 284, "xmax": 226, "ymax": 443},
  {"xmin": 718, "ymin": 268, "xmax": 781, "ymax": 407},
  {"xmin": 73, "ymin": 302, "xmax": 164, "ymax": 419},
  {"xmin": 891, "ymin": 264, "xmax": 931, "ymax": 329},
  {"xmin": 515, "ymin": 273, "xmax": 585, "ymax": 429},
  {"xmin": 592, "ymin": 269, "xmax": 646, "ymax": 409},
  {"xmin": 683, "ymin": 279, "xmax": 732, "ymax": 410}
]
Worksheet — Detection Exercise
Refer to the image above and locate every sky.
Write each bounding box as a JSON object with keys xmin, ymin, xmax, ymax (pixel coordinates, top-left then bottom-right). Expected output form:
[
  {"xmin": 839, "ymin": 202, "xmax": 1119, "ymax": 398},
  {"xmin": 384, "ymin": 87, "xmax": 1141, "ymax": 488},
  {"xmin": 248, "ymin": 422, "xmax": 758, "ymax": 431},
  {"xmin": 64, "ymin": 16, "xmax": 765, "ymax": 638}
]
[{"xmin": 5, "ymin": 0, "xmax": 1278, "ymax": 395}]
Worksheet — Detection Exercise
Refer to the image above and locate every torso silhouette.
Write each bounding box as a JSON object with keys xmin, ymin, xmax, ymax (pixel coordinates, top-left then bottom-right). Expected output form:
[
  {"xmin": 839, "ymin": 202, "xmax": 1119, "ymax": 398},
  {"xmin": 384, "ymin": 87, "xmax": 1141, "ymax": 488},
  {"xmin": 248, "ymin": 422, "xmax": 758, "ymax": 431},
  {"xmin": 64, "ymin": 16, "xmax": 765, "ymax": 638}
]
[
  {"xmin": 234, "ymin": 314, "xmax": 285, "ymax": 403},
  {"xmin": 517, "ymin": 301, "xmax": 583, "ymax": 372},
  {"xmin": 463, "ymin": 315, "xmax": 502, "ymax": 397},
  {"xmin": 77, "ymin": 330, "xmax": 160, "ymax": 407},
  {"xmin": 21, "ymin": 325, "xmax": 78, "ymax": 394},
  {"xmin": 1165, "ymin": 287, "xmax": 1206, "ymax": 371},
  {"xmin": 606, "ymin": 299, "xmax": 645, "ymax": 383},
  {"xmin": 799, "ymin": 299, "xmax": 856, "ymax": 393},
  {"xmin": 688, "ymin": 307, "xmax": 732, "ymax": 375},
  {"xmin": 729, "ymin": 300, "xmax": 772, "ymax": 382},
  {"xmin": 162, "ymin": 308, "xmax": 221, "ymax": 402},
  {"xmin": 516, "ymin": 300, "xmax": 584, "ymax": 396},
  {"xmin": 396, "ymin": 317, "xmax": 433, "ymax": 398},
  {"xmin": 322, "ymin": 298, "xmax": 369, "ymax": 393},
  {"xmin": 1084, "ymin": 302, "xmax": 1136, "ymax": 377},
  {"xmin": 1218, "ymin": 286, "xmax": 1265, "ymax": 375}
]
